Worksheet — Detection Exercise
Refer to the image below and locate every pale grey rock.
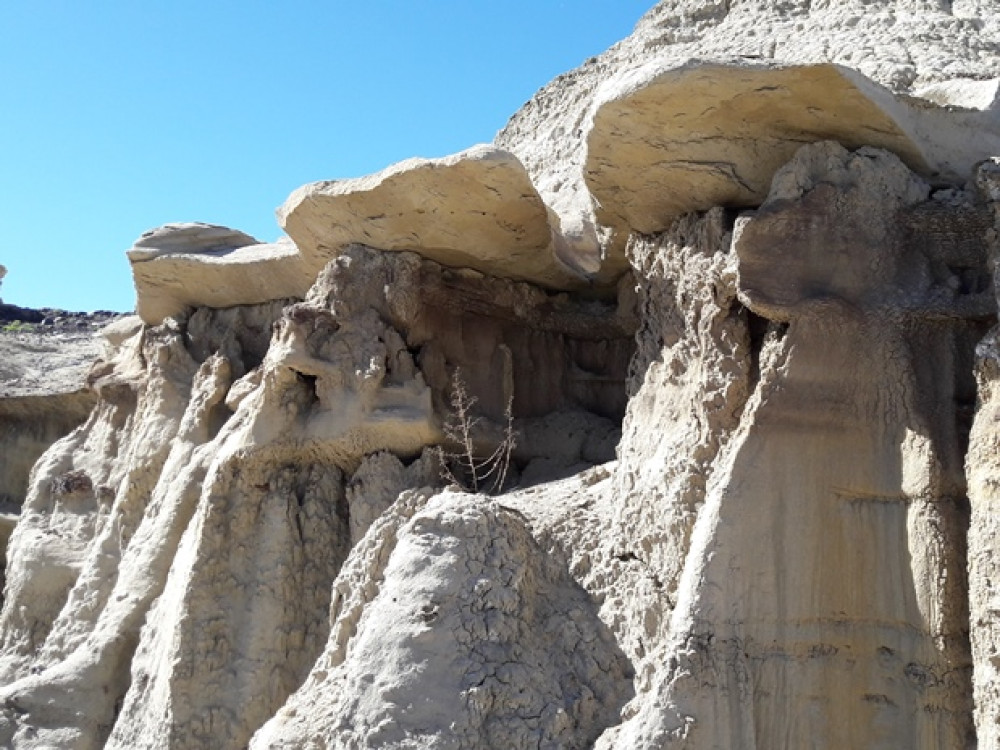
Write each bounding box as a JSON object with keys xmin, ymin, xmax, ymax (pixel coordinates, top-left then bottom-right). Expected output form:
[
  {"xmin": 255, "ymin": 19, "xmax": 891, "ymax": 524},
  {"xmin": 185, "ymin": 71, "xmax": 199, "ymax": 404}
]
[
  {"xmin": 497, "ymin": 0, "xmax": 1000, "ymax": 282},
  {"xmin": 0, "ymin": 304, "xmax": 285, "ymax": 749},
  {"xmin": 914, "ymin": 76, "xmax": 1000, "ymax": 110},
  {"xmin": 964, "ymin": 157, "xmax": 1000, "ymax": 748},
  {"xmin": 601, "ymin": 141, "xmax": 986, "ymax": 749},
  {"xmin": 250, "ymin": 490, "xmax": 632, "ymax": 749},
  {"xmin": 0, "ymin": 324, "xmax": 116, "ymax": 603},
  {"xmin": 0, "ymin": 330, "xmax": 105, "ymax": 401},
  {"xmin": 128, "ymin": 222, "xmax": 259, "ymax": 262},
  {"xmin": 3, "ymin": 2, "xmax": 1000, "ymax": 748},
  {"xmin": 584, "ymin": 61, "xmax": 1000, "ymax": 268},
  {"xmin": 346, "ymin": 450, "xmax": 440, "ymax": 547},
  {"xmin": 128, "ymin": 225, "xmax": 314, "ymax": 325},
  {"xmin": 278, "ymin": 144, "xmax": 587, "ymax": 289},
  {"xmin": 601, "ymin": 206, "xmax": 751, "ymax": 700},
  {"xmin": 0, "ymin": 246, "xmax": 634, "ymax": 749}
]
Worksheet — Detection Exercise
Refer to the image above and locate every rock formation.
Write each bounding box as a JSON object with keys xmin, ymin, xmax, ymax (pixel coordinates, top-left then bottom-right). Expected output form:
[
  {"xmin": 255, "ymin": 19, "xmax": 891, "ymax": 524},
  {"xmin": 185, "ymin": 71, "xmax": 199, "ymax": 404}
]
[
  {"xmin": 0, "ymin": 314, "xmax": 133, "ymax": 602},
  {"xmin": 127, "ymin": 224, "xmax": 314, "ymax": 325},
  {"xmin": 966, "ymin": 157, "xmax": 1000, "ymax": 749},
  {"xmin": 2, "ymin": 1, "xmax": 1000, "ymax": 748},
  {"xmin": 278, "ymin": 145, "xmax": 588, "ymax": 290}
]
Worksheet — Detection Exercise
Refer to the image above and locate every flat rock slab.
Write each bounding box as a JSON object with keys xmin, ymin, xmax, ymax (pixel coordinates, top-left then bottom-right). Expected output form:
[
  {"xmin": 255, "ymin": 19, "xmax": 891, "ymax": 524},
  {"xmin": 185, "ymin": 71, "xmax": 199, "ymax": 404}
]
[
  {"xmin": 584, "ymin": 60, "xmax": 1000, "ymax": 272},
  {"xmin": 0, "ymin": 329, "xmax": 105, "ymax": 400},
  {"xmin": 129, "ymin": 222, "xmax": 260, "ymax": 261},
  {"xmin": 128, "ymin": 225, "xmax": 314, "ymax": 325},
  {"xmin": 278, "ymin": 145, "xmax": 584, "ymax": 289}
]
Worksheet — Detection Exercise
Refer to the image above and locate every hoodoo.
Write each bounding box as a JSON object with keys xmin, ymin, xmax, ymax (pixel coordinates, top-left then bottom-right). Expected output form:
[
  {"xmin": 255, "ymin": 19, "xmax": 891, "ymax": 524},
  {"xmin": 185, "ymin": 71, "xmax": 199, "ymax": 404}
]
[{"xmin": 2, "ymin": 2, "xmax": 1000, "ymax": 748}]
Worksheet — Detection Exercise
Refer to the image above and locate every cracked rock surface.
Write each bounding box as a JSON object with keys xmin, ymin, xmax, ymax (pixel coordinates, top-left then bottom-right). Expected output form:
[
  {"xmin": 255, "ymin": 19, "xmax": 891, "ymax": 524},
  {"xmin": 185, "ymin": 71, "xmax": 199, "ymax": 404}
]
[{"xmin": 3, "ymin": 1, "xmax": 1000, "ymax": 749}]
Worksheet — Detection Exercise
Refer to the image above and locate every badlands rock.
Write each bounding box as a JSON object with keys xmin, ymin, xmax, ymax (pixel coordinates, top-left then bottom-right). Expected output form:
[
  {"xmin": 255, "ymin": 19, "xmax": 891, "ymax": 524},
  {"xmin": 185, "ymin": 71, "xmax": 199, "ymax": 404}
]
[
  {"xmin": 250, "ymin": 490, "xmax": 632, "ymax": 749},
  {"xmin": 0, "ymin": 391, "xmax": 94, "ymax": 595},
  {"xmin": 128, "ymin": 224, "xmax": 314, "ymax": 325},
  {"xmin": 0, "ymin": 245, "xmax": 633, "ymax": 749},
  {"xmin": 603, "ymin": 141, "xmax": 990, "ymax": 749},
  {"xmin": 584, "ymin": 61, "xmax": 1000, "ymax": 268},
  {"xmin": 278, "ymin": 145, "xmax": 587, "ymax": 289},
  {"xmin": 497, "ymin": 0, "xmax": 1000, "ymax": 281},
  {"xmin": 605, "ymin": 206, "xmax": 751, "ymax": 697},
  {"xmin": 965, "ymin": 157, "xmax": 1000, "ymax": 749},
  {"xmin": 916, "ymin": 77, "xmax": 1000, "ymax": 110},
  {"xmin": 0, "ymin": 319, "xmax": 127, "ymax": 601},
  {"xmin": 0, "ymin": 302, "xmax": 288, "ymax": 749},
  {"xmin": 129, "ymin": 223, "xmax": 259, "ymax": 260},
  {"xmin": 3, "ymin": 1, "xmax": 1000, "ymax": 748}
]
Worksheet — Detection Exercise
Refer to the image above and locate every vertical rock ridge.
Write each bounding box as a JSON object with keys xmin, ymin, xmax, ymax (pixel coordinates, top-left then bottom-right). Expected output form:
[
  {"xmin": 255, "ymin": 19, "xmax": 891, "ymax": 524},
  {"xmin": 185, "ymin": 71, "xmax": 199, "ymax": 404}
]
[
  {"xmin": 601, "ymin": 141, "xmax": 989, "ymax": 749},
  {"xmin": 965, "ymin": 157, "xmax": 1000, "ymax": 747}
]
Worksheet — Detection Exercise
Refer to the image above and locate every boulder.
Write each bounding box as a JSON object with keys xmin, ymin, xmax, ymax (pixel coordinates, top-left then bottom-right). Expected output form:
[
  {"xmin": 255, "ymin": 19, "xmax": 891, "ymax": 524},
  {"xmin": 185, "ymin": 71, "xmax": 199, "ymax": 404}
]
[
  {"xmin": 249, "ymin": 491, "xmax": 632, "ymax": 749},
  {"xmin": 127, "ymin": 224, "xmax": 315, "ymax": 325},
  {"xmin": 278, "ymin": 145, "xmax": 586, "ymax": 289}
]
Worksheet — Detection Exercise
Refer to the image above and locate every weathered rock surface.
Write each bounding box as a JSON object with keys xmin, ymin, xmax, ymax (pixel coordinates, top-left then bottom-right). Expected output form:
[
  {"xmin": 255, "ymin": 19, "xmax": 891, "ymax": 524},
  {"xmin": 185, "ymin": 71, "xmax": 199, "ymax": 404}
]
[
  {"xmin": 965, "ymin": 157, "xmax": 1000, "ymax": 749},
  {"xmin": 250, "ymin": 490, "xmax": 632, "ymax": 749},
  {"xmin": 129, "ymin": 223, "xmax": 259, "ymax": 260},
  {"xmin": 497, "ymin": 0, "xmax": 1000, "ymax": 281},
  {"xmin": 0, "ymin": 244, "xmax": 633, "ymax": 748},
  {"xmin": 128, "ymin": 224, "xmax": 314, "ymax": 325},
  {"xmin": 4, "ymin": 2, "xmax": 1000, "ymax": 749},
  {"xmin": 0, "ymin": 317, "xmax": 131, "ymax": 602},
  {"xmin": 602, "ymin": 141, "xmax": 990, "ymax": 749},
  {"xmin": 584, "ymin": 61, "xmax": 1000, "ymax": 271},
  {"xmin": 279, "ymin": 145, "xmax": 587, "ymax": 289}
]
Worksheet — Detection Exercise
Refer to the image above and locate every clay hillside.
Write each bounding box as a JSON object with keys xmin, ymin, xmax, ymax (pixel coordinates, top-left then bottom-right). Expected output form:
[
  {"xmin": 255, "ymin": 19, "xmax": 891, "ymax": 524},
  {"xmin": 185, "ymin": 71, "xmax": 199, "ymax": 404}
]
[{"xmin": 2, "ymin": 1, "xmax": 1000, "ymax": 747}]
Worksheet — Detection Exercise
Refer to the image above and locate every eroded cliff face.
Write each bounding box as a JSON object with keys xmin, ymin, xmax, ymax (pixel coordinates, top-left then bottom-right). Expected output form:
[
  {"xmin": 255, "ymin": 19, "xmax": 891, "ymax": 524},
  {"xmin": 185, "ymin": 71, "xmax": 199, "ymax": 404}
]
[
  {"xmin": 602, "ymin": 142, "xmax": 992, "ymax": 749},
  {"xmin": 965, "ymin": 158, "xmax": 1000, "ymax": 749},
  {"xmin": 0, "ymin": 317, "xmax": 129, "ymax": 603},
  {"xmin": 0, "ymin": 248, "xmax": 634, "ymax": 749},
  {"xmin": 3, "ymin": 1, "xmax": 1000, "ymax": 748}
]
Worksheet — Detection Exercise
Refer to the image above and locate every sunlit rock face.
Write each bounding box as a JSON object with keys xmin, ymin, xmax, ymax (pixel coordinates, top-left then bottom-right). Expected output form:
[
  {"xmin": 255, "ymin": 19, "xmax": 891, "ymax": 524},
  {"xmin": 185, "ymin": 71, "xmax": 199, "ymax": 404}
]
[
  {"xmin": 278, "ymin": 145, "xmax": 588, "ymax": 290},
  {"xmin": 127, "ymin": 223, "xmax": 314, "ymax": 325},
  {"xmin": 0, "ymin": 245, "xmax": 634, "ymax": 749},
  {"xmin": 966, "ymin": 157, "xmax": 1000, "ymax": 750},
  {"xmin": 600, "ymin": 141, "xmax": 992, "ymax": 749},
  {"xmin": 583, "ymin": 61, "xmax": 1000, "ymax": 273},
  {"xmin": 4, "ymin": 1, "xmax": 1000, "ymax": 748},
  {"xmin": 497, "ymin": 0, "xmax": 1000, "ymax": 284},
  {"xmin": 0, "ymin": 318, "xmax": 123, "ymax": 606},
  {"xmin": 249, "ymin": 490, "xmax": 634, "ymax": 750}
]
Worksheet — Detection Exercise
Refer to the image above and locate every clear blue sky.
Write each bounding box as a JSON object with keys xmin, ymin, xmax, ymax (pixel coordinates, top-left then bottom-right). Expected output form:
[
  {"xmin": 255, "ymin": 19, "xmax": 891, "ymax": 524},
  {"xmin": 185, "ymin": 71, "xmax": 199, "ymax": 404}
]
[{"xmin": 0, "ymin": 2, "xmax": 652, "ymax": 312}]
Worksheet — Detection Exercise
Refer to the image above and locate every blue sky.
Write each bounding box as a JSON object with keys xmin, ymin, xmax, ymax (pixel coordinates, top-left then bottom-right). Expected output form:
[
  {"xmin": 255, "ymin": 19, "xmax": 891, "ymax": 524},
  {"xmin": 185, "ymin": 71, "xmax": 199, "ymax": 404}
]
[{"xmin": 0, "ymin": 2, "xmax": 652, "ymax": 312}]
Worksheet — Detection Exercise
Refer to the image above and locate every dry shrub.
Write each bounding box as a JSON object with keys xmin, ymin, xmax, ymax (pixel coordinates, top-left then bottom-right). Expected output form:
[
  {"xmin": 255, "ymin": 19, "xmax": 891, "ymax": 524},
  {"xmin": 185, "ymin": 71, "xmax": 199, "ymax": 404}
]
[{"xmin": 436, "ymin": 369, "xmax": 516, "ymax": 495}]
